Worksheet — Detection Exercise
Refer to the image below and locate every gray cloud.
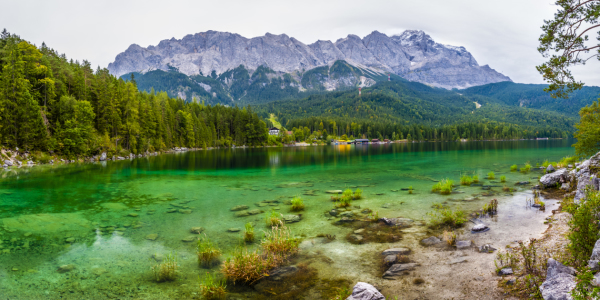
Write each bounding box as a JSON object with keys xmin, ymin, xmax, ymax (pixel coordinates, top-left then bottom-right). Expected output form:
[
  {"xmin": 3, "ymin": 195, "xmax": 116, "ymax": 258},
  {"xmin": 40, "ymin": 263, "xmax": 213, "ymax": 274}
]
[{"xmin": 4, "ymin": 0, "xmax": 598, "ymax": 86}]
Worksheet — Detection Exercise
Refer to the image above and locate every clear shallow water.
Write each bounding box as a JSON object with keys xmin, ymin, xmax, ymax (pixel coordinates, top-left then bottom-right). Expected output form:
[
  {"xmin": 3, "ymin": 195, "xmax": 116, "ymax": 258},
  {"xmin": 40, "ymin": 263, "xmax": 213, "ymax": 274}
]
[{"xmin": 0, "ymin": 140, "xmax": 575, "ymax": 299}]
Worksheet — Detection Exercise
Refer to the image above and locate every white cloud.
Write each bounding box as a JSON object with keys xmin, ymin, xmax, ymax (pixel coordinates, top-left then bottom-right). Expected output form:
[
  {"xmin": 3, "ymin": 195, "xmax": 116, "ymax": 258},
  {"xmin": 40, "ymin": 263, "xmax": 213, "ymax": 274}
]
[{"xmin": 3, "ymin": 0, "xmax": 599, "ymax": 86}]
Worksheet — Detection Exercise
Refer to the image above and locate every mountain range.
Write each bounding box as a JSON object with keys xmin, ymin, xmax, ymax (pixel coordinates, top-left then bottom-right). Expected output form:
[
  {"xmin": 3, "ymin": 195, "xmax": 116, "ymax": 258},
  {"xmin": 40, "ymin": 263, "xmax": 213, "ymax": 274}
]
[{"xmin": 108, "ymin": 30, "xmax": 511, "ymax": 102}]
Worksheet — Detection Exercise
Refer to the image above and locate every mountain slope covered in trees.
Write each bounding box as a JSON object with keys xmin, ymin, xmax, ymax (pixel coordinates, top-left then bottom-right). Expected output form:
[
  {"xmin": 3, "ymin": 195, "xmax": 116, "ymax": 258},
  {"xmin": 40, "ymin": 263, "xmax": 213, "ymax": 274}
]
[{"xmin": 0, "ymin": 30, "xmax": 268, "ymax": 157}]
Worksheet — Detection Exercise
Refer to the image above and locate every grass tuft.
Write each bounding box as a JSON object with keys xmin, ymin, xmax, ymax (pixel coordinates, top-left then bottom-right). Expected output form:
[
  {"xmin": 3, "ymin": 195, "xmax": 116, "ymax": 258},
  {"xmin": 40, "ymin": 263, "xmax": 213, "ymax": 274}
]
[
  {"xmin": 290, "ymin": 196, "xmax": 305, "ymax": 211},
  {"xmin": 244, "ymin": 222, "xmax": 255, "ymax": 243},
  {"xmin": 152, "ymin": 252, "xmax": 178, "ymax": 282},
  {"xmin": 199, "ymin": 272, "xmax": 227, "ymax": 300},
  {"xmin": 197, "ymin": 235, "xmax": 221, "ymax": 268}
]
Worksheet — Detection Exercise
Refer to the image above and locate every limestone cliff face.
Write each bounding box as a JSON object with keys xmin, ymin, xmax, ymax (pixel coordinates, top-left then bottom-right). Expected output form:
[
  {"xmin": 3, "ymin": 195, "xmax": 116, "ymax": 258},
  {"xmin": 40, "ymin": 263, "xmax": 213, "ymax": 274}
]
[{"xmin": 108, "ymin": 30, "xmax": 511, "ymax": 89}]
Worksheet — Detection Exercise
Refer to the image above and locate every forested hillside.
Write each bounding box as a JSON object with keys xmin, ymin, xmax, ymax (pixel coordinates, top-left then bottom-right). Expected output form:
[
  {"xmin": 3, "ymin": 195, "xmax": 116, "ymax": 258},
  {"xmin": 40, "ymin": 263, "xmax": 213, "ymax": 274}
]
[
  {"xmin": 0, "ymin": 30, "xmax": 268, "ymax": 158},
  {"xmin": 255, "ymin": 81, "xmax": 575, "ymax": 140}
]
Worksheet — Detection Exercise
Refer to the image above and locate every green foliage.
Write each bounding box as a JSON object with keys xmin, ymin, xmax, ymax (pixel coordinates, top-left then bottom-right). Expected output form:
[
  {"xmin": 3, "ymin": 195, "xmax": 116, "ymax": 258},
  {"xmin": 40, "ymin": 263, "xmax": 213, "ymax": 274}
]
[
  {"xmin": 354, "ymin": 188, "xmax": 363, "ymax": 199},
  {"xmin": 500, "ymin": 175, "xmax": 506, "ymax": 182},
  {"xmin": 536, "ymin": 0, "xmax": 599, "ymax": 98},
  {"xmin": 330, "ymin": 286, "xmax": 352, "ymax": 300},
  {"xmin": 427, "ymin": 205, "xmax": 467, "ymax": 228},
  {"xmin": 566, "ymin": 190, "xmax": 600, "ymax": 267},
  {"xmin": 571, "ymin": 267, "xmax": 600, "ymax": 300},
  {"xmin": 199, "ymin": 272, "xmax": 227, "ymax": 300},
  {"xmin": 520, "ymin": 163, "xmax": 532, "ymax": 173},
  {"xmin": 472, "ymin": 175, "xmax": 479, "ymax": 183},
  {"xmin": 265, "ymin": 210, "xmax": 282, "ymax": 227},
  {"xmin": 290, "ymin": 196, "xmax": 305, "ymax": 211},
  {"xmin": 407, "ymin": 186, "xmax": 413, "ymax": 194},
  {"xmin": 558, "ymin": 156, "xmax": 578, "ymax": 167},
  {"xmin": 197, "ymin": 236, "xmax": 221, "ymax": 268},
  {"xmin": 487, "ymin": 171, "xmax": 495, "ymax": 179},
  {"xmin": 460, "ymin": 175, "xmax": 473, "ymax": 185},
  {"xmin": 151, "ymin": 252, "xmax": 178, "ymax": 282},
  {"xmin": 510, "ymin": 164, "xmax": 518, "ymax": 172},
  {"xmin": 244, "ymin": 222, "xmax": 254, "ymax": 243},
  {"xmin": 574, "ymin": 99, "xmax": 600, "ymax": 158}
]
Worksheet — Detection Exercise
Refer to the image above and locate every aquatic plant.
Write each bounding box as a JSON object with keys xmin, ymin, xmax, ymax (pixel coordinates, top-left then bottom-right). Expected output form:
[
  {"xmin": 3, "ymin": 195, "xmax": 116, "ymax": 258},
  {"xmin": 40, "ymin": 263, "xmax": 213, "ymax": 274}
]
[
  {"xmin": 408, "ymin": 186, "xmax": 413, "ymax": 194},
  {"xmin": 197, "ymin": 235, "xmax": 222, "ymax": 268},
  {"xmin": 367, "ymin": 211, "xmax": 379, "ymax": 222},
  {"xmin": 460, "ymin": 175, "xmax": 473, "ymax": 186},
  {"xmin": 442, "ymin": 230, "xmax": 457, "ymax": 246},
  {"xmin": 413, "ymin": 278, "xmax": 425, "ymax": 285},
  {"xmin": 427, "ymin": 206, "xmax": 467, "ymax": 228},
  {"xmin": 500, "ymin": 175, "xmax": 506, "ymax": 183},
  {"xmin": 431, "ymin": 181, "xmax": 442, "ymax": 192},
  {"xmin": 342, "ymin": 188, "xmax": 353, "ymax": 198},
  {"xmin": 558, "ymin": 156, "xmax": 578, "ymax": 168},
  {"xmin": 354, "ymin": 188, "xmax": 363, "ymax": 199},
  {"xmin": 494, "ymin": 251, "xmax": 517, "ymax": 274},
  {"xmin": 151, "ymin": 252, "xmax": 178, "ymax": 282},
  {"xmin": 329, "ymin": 286, "xmax": 352, "ymax": 300},
  {"xmin": 472, "ymin": 175, "xmax": 479, "ymax": 183},
  {"xmin": 244, "ymin": 222, "xmax": 255, "ymax": 243},
  {"xmin": 483, "ymin": 199, "xmax": 498, "ymax": 215},
  {"xmin": 510, "ymin": 164, "xmax": 518, "ymax": 172},
  {"xmin": 502, "ymin": 185, "xmax": 510, "ymax": 192},
  {"xmin": 440, "ymin": 179, "xmax": 454, "ymax": 195},
  {"xmin": 487, "ymin": 171, "xmax": 495, "ymax": 179},
  {"xmin": 290, "ymin": 196, "xmax": 305, "ymax": 211},
  {"xmin": 337, "ymin": 195, "xmax": 352, "ymax": 208},
  {"xmin": 261, "ymin": 224, "xmax": 300, "ymax": 259},
  {"xmin": 221, "ymin": 248, "xmax": 278, "ymax": 284},
  {"xmin": 199, "ymin": 272, "xmax": 227, "ymax": 300},
  {"xmin": 265, "ymin": 210, "xmax": 283, "ymax": 227},
  {"xmin": 520, "ymin": 163, "xmax": 532, "ymax": 173}
]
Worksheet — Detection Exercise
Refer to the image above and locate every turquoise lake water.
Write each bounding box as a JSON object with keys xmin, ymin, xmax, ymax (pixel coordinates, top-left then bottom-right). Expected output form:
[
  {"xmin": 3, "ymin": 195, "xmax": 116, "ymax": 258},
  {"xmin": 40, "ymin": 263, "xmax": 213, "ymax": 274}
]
[{"xmin": 0, "ymin": 139, "xmax": 575, "ymax": 299}]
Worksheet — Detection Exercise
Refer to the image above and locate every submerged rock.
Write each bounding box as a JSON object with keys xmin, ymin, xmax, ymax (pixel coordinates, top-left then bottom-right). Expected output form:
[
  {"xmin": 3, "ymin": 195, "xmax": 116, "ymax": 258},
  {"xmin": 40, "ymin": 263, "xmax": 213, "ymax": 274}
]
[
  {"xmin": 282, "ymin": 214, "xmax": 301, "ymax": 223},
  {"xmin": 515, "ymin": 181, "xmax": 530, "ymax": 186},
  {"xmin": 479, "ymin": 244, "xmax": 497, "ymax": 253},
  {"xmin": 227, "ymin": 228, "xmax": 241, "ymax": 232},
  {"xmin": 346, "ymin": 282, "xmax": 385, "ymax": 300},
  {"xmin": 471, "ymin": 224, "xmax": 489, "ymax": 232},
  {"xmin": 230, "ymin": 205, "xmax": 249, "ymax": 211},
  {"xmin": 420, "ymin": 236, "xmax": 441, "ymax": 246},
  {"xmin": 382, "ymin": 263, "xmax": 418, "ymax": 279},
  {"xmin": 57, "ymin": 264, "xmax": 75, "ymax": 273},
  {"xmin": 382, "ymin": 248, "xmax": 411, "ymax": 256},
  {"xmin": 329, "ymin": 209, "xmax": 339, "ymax": 216},
  {"xmin": 146, "ymin": 234, "xmax": 158, "ymax": 241},
  {"xmin": 326, "ymin": 190, "xmax": 343, "ymax": 194},
  {"xmin": 383, "ymin": 255, "xmax": 397, "ymax": 265},
  {"xmin": 234, "ymin": 211, "xmax": 250, "ymax": 217},
  {"xmin": 182, "ymin": 236, "xmax": 196, "ymax": 242},
  {"xmin": 335, "ymin": 217, "xmax": 355, "ymax": 224},
  {"xmin": 455, "ymin": 240, "xmax": 472, "ymax": 249}
]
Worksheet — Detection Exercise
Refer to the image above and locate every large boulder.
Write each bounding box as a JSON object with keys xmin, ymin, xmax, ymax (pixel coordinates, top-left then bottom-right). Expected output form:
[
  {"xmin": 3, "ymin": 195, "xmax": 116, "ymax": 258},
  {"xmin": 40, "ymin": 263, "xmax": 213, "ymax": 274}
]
[
  {"xmin": 346, "ymin": 282, "xmax": 385, "ymax": 300},
  {"xmin": 4, "ymin": 160, "xmax": 13, "ymax": 166},
  {"xmin": 588, "ymin": 239, "xmax": 600, "ymax": 271},
  {"xmin": 540, "ymin": 258, "xmax": 576, "ymax": 300},
  {"xmin": 569, "ymin": 152, "xmax": 600, "ymax": 202},
  {"xmin": 99, "ymin": 152, "xmax": 107, "ymax": 161},
  {"xmin": 540, "ymin": 169, "xmax": 569, "ymax": 188}
]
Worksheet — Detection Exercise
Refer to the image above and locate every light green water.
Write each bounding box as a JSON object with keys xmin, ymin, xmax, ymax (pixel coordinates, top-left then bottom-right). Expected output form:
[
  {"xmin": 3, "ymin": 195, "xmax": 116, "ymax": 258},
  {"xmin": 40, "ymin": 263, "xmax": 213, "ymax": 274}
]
[{"xmin": 0, "ymin": 140, "xmax": 575, "ymax": 299}]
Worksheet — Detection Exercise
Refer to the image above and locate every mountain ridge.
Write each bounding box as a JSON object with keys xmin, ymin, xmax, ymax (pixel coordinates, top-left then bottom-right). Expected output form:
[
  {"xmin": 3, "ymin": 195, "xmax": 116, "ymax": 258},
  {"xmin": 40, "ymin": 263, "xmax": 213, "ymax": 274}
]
[{"xmin": 108, "ymin": 29, "xmax": 511, "ymax": 90}]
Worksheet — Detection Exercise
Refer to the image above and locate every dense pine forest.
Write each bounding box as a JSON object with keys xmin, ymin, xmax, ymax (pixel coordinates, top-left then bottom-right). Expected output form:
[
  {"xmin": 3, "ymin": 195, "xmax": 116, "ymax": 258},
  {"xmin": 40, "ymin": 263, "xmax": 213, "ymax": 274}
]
[{"xmin": 0, "ymin": 30, "xmax": 268, "ymax": 158}]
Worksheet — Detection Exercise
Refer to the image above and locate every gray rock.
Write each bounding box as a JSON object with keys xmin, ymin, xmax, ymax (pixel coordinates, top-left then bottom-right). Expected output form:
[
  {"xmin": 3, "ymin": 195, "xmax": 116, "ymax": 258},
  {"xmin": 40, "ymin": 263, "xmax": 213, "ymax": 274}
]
[
  {"xmin": 349, "ymin": 234, "xmax": 364, "ymax": 243},
  {"xmin": 267, "ymin": 265, "xmax": 299, "ymax": 281},
  {"xmin": 540, "ymin": 258, "xmax": 577, "ymax": 300},
  {"xmin": 282, "ymin": 214, "xmax": 301, "ymax": 223},
  {"xmin": 346, "ymin": 282, "xmax": 385, "ymax": 300},
  {"xmin": 99, "ymin": 152, "xmax": 107, "ymax": 161},
  {"xmin": 540, "ymin": 168, "xmax": 569, "ymax": 188},
  {"xmin": 227, "ymin": 228, "xmax": 241, "ymax": 232},
  {"xmin": 547, "ymin": 165, "xmax": 556, "ymax": 173},
  {"xmin": 4, "ymin": 160, "xmax": 13, "ymax": 166},
  {"xmin": 382, "ymin": 248, "xmax": 411, "ymax": 256},
  {"xmin": 234, "ymin": 211, "xmax": 250, "ymax": 217},
  {"xmin": 383, "ymin": 255, "xmax": 397, "ymax": 265},
  {"xmin": 379, "ymin": 217, "xmax": 414, "ymax": 227},
  {"xmin": 230, "ymin": 205, "xmax": 249, "ymax": 211},
  {"xmin": 516, "ymin": 181, "xmax": 530, "ymax": 185},
  {"xmin": 382, "ymin": 263, "xmax": 419, "ymax": 279},
  {"xmin": 329, "ymin": 209, "xmax": 339, "ymax": 216},
  {"xmin": 190, "ymin": 227, "xmax": 205, "ymax": 234},
  {"xmin": 456, "ymin": 240, "xmax": 472, "ymax": 249},
  {"xmin": 420, "ymin": 236, "xmax": 441, "ymax": 246},
  {"xmin": 448, "ymin": 257, "xmax": 468, "ymax": 264},
  {"xmin": 589, "ymin": 239, "xmax": 600, "ymax": 271},
  {"xmin": 57, "ymin": 264, "xmax": 75, "ymax": 273},
  {"xmin": 479, "ymin": 244, "xmax": 497, "ymax": 253},
  {"xmin": 498, "ymin": 268, "xmax": 513, "ymax": 275},
  {"xmin": 335, "ymin": 217, "xmax": 355, "ymax": 224},
  {"xmin": 108, "ymin": 30, "xmax": 510, "ymax": 94},
  {"xmin": 471, "ymin": 224, "xmax": 489, "ymax": 232},
  {"xmin": 592, "ymin": 272, "xmax": 600, "ymax": 286},
  {"xmin": 340, "ymin": 211, "xmax": 355, "ymax": 218}
]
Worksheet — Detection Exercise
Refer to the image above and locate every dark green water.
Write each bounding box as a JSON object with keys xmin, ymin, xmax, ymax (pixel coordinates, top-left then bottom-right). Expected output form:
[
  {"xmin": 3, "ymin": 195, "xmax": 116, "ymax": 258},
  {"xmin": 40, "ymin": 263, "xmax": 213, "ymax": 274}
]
[{"xmin": 0, "ymin": 139, "xmax": 575, "ymax": 299}]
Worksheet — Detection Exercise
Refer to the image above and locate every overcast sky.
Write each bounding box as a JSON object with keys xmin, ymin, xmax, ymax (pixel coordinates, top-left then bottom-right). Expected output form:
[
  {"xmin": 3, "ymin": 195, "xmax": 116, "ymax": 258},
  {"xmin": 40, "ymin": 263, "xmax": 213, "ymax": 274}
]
[{"xmin": 3, "ymin": 0, "xmax": 598, "ymax": 86}]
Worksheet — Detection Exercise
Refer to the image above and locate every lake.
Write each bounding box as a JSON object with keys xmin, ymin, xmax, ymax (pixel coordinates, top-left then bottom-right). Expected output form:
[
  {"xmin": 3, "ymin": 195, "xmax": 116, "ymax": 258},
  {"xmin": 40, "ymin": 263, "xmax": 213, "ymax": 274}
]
[{"xmin": 0, "ymin": 139, "xmax": 575, "ymax": 299}]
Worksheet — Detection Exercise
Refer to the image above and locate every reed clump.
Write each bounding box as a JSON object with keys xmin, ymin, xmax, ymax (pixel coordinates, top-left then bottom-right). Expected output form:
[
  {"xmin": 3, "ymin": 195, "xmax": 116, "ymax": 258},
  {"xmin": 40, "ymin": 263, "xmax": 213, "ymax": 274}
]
[
  {"xmin": 442, "ymin": 230, "xmax": 457, "ymax": 246},
  {"xmin": 483, "ymin": 199, "xmax": 498, "ymax": 215},
  {"xmin": 199, "ymin": 272, "xmax": 227, "ymax": 300},
  {"xmin": 152, "ymin": 252, "xmax": 178, "ymax": 282},
  {"xmin": 487, "ymin": 171, "xmax": 495, "ymax": 179},
  {"xmin": 432, "ymin": 178, "xmax": 454, "ymax": 195},
  {"xmin": 197, "ymin": 236, "xmax": 222, "ymax": 268},
  {"xmin": 460, "ymin": 175, "xmax": 473, "ymax": 186},
  {"xmin": 244, "ymin": 222, "xmax": 255, "ymax": 243},
  {"xmin": 408, "ymin": 186, "xmax": 413, "ymax": 194},
  {"xmin": 472, "ymin": 175, "xmax": 480, "ymax": 183},
  {"xmin": 353, "ymin": 188, "xmax": 363, "ymax": 199},
  {"xmin": 221, "ymin": 224, "xmax": 299, "ymax": 284},
  {"xmin": 520, "ymin": 163, "xmax": 532, "ymax": 173},
  {"xmin": 500, "ymin": 175, "xmax": 506, "ymax": 183},
  {"xmin": 427, "ymin": 205, "xmax": 467, "ymax": 228},
  {"xmin": 510, "ymin": 164, "xmax": 518, "ymax": 172},
  {"xmin": 265, "ymin": 210, "xmax": 283, "ymax": 227},
  {"xmin": 290, "ymin": 196, "xmax": 305, "ymax": 211}
]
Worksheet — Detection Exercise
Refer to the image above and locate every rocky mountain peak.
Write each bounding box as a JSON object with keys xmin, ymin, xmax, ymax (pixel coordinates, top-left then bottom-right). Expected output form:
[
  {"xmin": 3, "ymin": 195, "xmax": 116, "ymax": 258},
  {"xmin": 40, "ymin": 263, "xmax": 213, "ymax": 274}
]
[{"xmin": 108, "ymin": 29, "xmax": 511, "ymax": 89}]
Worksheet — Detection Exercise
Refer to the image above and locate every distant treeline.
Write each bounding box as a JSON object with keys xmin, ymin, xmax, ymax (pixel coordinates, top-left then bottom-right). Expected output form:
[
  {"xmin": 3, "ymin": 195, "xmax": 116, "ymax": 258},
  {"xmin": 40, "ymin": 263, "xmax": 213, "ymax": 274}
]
[{"xmin": 0, "ymin": 30, "xmax": 268, "ymax": 157}]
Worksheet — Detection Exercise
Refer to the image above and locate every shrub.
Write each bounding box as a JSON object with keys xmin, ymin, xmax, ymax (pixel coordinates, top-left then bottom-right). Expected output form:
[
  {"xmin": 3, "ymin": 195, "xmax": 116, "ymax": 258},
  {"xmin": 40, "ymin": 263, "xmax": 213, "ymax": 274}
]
[
  {"xmin": 32, "ymin": 151, "xmax": 52, "ymax": 164},
  {"xmin": 265, "ymin": 210, "xmax": 282, "ymax": 227},
  {"xmin": 244, "ymin": 223, "xmax": 255, "ymax": 243},
  {"xmin": 427, "ymin": 206, "xmax": 467, "ymax": 228},
  {"xmin": 566, "ymin": 189, "xmax": 600, "ymax": 267},
  {"xmin": 487, "ymin": 171, "xmax": 495, "ymax": 179},
  {"xmin": 500, "ymin": 175, "xmax": 506, "ymax": 183},
  {"xmin": 290, "ymin": 196, "xmax": 305, "ymax": 211},
  {"xmin": 197, "ymin": 236, "xmax": 221, "ymax": 268},
  {"xmin": 510, "ymin": 164, "xmax": 518, "ymax": 172},
  {"xmin": 460, "ymin": 175, "xmax": 473, "ymax": 186},
  {"xmin": 199, "ymin": 272, "xmax": 227, "ymax": 300},
  {"xmin": 152, "ymin": 252, "xmax": 178, "ymax": 282},
  {"xmin": 354, "ymin": 188, "xmax": 363, "ymax": 199}
]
